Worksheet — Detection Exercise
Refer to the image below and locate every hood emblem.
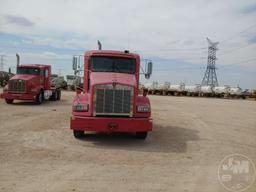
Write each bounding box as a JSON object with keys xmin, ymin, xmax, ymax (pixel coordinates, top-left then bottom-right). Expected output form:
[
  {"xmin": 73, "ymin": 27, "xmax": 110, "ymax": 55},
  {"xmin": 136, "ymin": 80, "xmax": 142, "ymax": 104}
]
[{"xmin": 112, "ymin": 82, "xmax": 117, "ymax": 88}]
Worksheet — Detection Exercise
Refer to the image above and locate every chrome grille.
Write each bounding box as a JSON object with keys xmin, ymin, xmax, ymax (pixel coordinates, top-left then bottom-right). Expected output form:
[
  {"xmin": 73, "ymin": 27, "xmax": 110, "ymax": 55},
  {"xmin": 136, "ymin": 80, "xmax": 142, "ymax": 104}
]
[
  {"xmin": 94, "ymin": 84, "xmax": 133, "ymax": 116},
  {"xmin": 9, "ymin": 79, "xmax": 26, "ymax": 93}
]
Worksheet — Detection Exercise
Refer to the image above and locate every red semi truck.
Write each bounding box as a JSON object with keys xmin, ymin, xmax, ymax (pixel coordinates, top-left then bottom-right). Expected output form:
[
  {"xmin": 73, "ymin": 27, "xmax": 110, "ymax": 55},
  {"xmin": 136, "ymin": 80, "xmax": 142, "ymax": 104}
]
[
  {"xmin": 0, "ymin": 54, "xmax": 61, "ymax": 104},
  {"xmin": 70, "ymin": 50, "xmax": 153, "ymax": 139}
]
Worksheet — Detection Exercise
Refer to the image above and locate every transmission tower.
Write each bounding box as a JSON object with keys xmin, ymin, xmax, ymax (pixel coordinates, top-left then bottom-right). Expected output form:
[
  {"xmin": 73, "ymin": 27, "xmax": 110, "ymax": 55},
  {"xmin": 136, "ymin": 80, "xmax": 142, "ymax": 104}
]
[
  {"xmin": 201, "ymin": 38, "xmax": 219, "ymax": 86},
  {"xmin": 0, "ymin": 55, "xmax": 6, "ymax": 71}
]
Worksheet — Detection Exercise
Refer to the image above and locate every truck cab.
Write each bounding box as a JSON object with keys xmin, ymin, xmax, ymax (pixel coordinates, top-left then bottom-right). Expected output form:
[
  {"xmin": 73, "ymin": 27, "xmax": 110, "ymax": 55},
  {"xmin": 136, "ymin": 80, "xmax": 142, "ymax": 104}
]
[
  {"xmin": 70, "ymin": 50, "xmax": 153, "ymax": 139},
  {"xmin": 1, "ymin": 63, "xmax": 61, "ymax": 104}
]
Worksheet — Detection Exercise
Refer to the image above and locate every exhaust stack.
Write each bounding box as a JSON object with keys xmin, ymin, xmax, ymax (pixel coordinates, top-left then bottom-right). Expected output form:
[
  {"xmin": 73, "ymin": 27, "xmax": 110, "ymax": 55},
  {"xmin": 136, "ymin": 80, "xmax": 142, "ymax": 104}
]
[
  {"xmin": 97, "ymin": 40, "xmax": 102, "ymax": 50},
  {"xmin": 16, "ymin": 53, "xmax": 20, "ymax": 67}
]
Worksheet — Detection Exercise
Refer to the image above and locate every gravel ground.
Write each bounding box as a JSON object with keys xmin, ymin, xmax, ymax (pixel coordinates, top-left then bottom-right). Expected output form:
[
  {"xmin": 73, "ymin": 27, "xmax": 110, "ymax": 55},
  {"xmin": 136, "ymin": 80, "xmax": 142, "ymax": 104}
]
[{"xmin": 0, "ymin": 90, "xmax": 255, "ymax": 192}]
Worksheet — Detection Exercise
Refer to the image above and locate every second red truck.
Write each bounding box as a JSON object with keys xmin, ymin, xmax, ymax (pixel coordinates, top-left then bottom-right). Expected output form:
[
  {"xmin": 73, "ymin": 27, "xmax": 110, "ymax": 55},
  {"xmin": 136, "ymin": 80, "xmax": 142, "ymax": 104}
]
[{"xmin": 0, "ymin": 54, "xmax": 61, "ymax": 104}]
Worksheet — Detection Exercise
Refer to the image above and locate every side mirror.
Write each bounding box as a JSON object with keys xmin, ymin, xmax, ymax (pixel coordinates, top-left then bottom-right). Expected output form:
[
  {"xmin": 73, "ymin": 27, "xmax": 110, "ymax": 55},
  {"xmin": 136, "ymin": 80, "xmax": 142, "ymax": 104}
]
[
  {"xmin": 145, "ymin": 61, "xmax": 153, "ymax": 79},
  {"xmin": 72, "ymin": 57, "xmax": 77, "ymax": 70}
]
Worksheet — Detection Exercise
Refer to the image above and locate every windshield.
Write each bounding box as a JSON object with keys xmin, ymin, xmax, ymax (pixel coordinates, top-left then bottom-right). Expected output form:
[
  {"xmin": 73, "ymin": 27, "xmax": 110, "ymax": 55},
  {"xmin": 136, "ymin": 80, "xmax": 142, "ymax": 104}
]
[
  {"xmin": 17, "ymin": 67, "xmax": 40, "ymax": 75},
  {"xmin": 67, "ymin": 75, "xmax": 76, "ymax": 80},
  {"xmin": 90, "ymin": 56, "xmax": 136, "ymax": 74}
]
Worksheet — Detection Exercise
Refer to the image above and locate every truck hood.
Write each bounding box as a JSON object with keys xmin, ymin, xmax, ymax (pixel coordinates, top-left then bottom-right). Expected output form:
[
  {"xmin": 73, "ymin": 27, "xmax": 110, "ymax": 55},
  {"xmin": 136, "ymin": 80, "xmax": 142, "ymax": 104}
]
[
  {"xmin": 90, "ymin": 72, "xmax": 137, "ymax": 87},
  {"xmin": 10, "ymin": 74, "xmax": 38, "ymax": 81}
]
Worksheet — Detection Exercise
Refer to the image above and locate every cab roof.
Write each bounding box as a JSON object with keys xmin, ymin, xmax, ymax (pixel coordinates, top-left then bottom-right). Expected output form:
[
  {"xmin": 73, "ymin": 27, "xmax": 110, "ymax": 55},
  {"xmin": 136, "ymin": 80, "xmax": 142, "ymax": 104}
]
[
  {"xmin": 85, "ymin": 50, "xmax": 140, "ymax": 59},
  {"xmin": 18, "ymin": 64, "xmax": 51, "ymax": 69}
]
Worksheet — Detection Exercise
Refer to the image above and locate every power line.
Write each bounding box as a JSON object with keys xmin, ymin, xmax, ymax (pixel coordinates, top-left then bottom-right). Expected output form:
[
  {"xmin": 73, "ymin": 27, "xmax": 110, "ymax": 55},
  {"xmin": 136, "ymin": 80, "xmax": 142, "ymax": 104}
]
[
  {"xmin": 220, "ymin": 23, "xmax": 256, "ymax": 44},
  {"xmin": 218, "ymin": 43, "xmax": 255, "ymax": 56},
  {"xmin": 220, "ymin": 58, "xmax": 256, "ymax": 66},
  {"xmin": 136, "ymin": 47, "xmax": 207, "ymax": 53}
]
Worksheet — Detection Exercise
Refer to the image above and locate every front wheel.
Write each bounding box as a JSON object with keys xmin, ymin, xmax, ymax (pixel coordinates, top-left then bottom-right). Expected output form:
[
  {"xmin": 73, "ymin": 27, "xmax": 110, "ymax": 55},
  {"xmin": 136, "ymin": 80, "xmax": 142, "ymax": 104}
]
[
  {"xmin": 135, "ymin": 132, "xmax": 148, "ymax": 140},
  {"xmin": 36, "ymin": 91, "xmax": 44, "ymax": 104},
  {"xmin": 73, "ymin": 130, "xmax": 85, "ymax": 138},
  {"xmin": 5, "ymin": 99, "xmax": 14, "ymax": 104}
]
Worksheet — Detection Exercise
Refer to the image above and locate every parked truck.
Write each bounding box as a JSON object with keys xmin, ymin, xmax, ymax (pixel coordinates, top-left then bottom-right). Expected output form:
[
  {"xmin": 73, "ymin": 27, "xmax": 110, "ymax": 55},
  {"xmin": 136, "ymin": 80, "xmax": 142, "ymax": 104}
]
[
  {"xmin": 51, "ymin": 74, "xmax": 67, "ymax": 90},
  {"xmin": 0, "ymin": 71, "xmax": 14, "ymax": 87},
  {"xmin": 156, "ymin": 82, "xmax": 170, "ymax": 95},
  {"xmin": 66, "ymin": 75, "xmax": 82, "ymax": 90},
  {"xmin": 143, "ymin": 81, "xmax": 158, "ymax": 95},
  {"xmin": 213, "ymin": 86, "xmax": 230, "ymax": 98},
  {"xmin": 70, "ymin": 50, "xmax": 153, "ymax": 139},
  {"xmin": 184, "ymin": 85, "xmax": 201, "ymax": 96},
  {"xmin": 228, "ymin": 86, "xmax": 244, "ymax": 99},
  {"xmin": 200, "ymin": 86, "xmax": 213, "ymax": 97},
  {"xmin": 168, "ymin": 83, "xmax": 185, "ymax": 96},
  {"xmin": 0, "ymin": 54, "xmax": 61, "ymax": 104}
]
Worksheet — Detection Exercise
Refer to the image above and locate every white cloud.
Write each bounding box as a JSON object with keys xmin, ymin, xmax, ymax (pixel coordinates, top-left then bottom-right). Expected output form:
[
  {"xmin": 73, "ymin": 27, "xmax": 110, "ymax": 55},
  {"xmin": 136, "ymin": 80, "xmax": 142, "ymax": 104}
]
[
  {"xmin": 0, "ymin": 0, "xmax": 256, "ymax": 87},
  {"xmin": 1, "ymin": 52, "xmax": 71, "ymax": 68},
  {"xmin": 1, "ymin": 1, "xmax": 255, "ymax": 58}
]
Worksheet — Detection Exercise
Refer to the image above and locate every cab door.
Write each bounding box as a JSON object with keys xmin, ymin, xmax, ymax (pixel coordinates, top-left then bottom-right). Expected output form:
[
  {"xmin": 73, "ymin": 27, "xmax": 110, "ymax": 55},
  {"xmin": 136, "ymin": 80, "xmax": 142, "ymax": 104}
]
[
  {"xmin": 39, "ymin": 69, "xmax": 45, "ymax": 89},
  {"xmin": 44, "ymin": 69, "xmax": 50, "ymax": 89}
]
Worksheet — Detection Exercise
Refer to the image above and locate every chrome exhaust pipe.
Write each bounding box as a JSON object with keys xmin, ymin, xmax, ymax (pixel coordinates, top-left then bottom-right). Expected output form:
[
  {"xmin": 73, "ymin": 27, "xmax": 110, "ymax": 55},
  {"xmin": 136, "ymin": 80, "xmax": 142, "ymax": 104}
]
[{"xmin": 16, "ymin": 53, "xmax": 20, "ymax": 67}]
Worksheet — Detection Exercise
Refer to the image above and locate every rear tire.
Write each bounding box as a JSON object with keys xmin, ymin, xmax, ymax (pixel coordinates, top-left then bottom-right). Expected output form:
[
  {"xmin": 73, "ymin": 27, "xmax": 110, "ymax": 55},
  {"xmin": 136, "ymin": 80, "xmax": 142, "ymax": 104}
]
[
  {"xmin": 73, "ymin": 130, "xmax": 85, "ymax": 138},
  {"xmin": 50, "ymin": 90, "xmax": 58, "ymax": 101},
  {"xmin": 135, "ymin": 132, "xmax": 148, "ymax": 139},
  {"xmin": 5, "ymin": 99, "xmax": 14, "ymax": 104},
  {"xmin": 57, "ymin": 89, "xmax": 61, "ymax": 100}
]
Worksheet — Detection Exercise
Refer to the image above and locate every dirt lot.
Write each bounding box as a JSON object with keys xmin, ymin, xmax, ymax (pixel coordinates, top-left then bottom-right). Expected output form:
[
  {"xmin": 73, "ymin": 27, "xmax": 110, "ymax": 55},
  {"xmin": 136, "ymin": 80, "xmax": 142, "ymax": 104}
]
[{"xmin": 0, "ymin": 90, "xmax": 255, "ymax": 192}]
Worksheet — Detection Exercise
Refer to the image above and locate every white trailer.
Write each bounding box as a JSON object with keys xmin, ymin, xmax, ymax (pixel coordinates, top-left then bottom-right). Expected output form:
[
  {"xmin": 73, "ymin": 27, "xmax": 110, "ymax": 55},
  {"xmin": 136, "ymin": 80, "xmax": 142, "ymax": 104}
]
[
  {"xmin": 155, "ymin": 82, "xmax": 170, "ymax": 95},
  {"xmin": 168, "ymin": 83, "xmax": 185, "ymax": 96},
  {"xmin": 228, "ymin": 86, "xmax": 245, "ymax": 99},
  {"xmin": 184, "ymin": 85, "xmax": 201, "ymax": 96},
  {"xmin": 213, "ymin": 86, "xmax": 230, "ymax": 97},
  {"xmin": 200, "ymin": 86, "xmax": 213, "ymax": 97},
  {"xmin": 144, "ymin": 81, "xmax": 159, "ymax": 94}
]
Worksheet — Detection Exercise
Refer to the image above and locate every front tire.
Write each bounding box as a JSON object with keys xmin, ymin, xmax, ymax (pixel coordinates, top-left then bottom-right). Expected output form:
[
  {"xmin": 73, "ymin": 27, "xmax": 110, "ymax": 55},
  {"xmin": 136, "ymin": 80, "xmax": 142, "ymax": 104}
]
[
  {"xmin": 36, "ymin": 91, "xmax": 44, "ymax": 104},
  {"xmin": 73, "ymin": 130, "xmax": 85, "ymax": 138},
  {"xmin": 135, "ymin": 132, "xmax": 148, "ymax": 139},
  {"xmin": 5, "ymin": 99, "xmax": 14, "ymax": 104}
]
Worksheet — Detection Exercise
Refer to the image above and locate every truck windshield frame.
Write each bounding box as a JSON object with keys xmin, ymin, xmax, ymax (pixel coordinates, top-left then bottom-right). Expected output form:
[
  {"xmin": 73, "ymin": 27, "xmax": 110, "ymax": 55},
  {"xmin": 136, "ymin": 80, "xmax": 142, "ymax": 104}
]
[
  {"xmin": 90, "ymin": 56, "xmax": 136, "ymax": 74},
  {"xmin": 17, "ymin": 67, "xmax": 41, "ymax": 76}
]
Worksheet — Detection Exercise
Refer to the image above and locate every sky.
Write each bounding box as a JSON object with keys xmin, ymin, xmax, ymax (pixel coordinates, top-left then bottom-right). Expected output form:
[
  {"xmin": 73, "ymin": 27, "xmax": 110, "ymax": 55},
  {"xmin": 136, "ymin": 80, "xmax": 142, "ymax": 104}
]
[{"xmin": 0, "ymin": 0, "xmax": 256, "ymax": 88}]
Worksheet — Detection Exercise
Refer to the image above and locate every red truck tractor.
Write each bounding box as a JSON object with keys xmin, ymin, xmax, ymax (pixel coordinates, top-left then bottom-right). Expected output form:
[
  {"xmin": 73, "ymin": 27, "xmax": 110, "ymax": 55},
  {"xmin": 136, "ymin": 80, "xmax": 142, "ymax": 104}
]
[
  {"xmin": 70, "ymin": 50, "xmax": 153, "ymax": 139},
  {"xmin": 0, "ymin": 54, "xmax": 61, "ymax": 104}
]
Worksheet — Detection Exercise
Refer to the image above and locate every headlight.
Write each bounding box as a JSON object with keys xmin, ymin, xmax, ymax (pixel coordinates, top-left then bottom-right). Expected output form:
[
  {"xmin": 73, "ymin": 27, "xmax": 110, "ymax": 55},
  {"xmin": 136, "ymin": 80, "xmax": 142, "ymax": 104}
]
[
  {"xmin": 137, "ymin": 105, "xmax": 150, "ymax": 112},
  {"xmin": 73, "ymin": 103, "xmax": 89, "ymax": 112}
]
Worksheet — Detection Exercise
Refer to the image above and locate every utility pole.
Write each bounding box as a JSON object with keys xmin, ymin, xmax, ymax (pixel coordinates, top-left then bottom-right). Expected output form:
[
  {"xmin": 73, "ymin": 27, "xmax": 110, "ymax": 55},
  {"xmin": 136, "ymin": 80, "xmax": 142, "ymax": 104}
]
[
  {"xmin": 0, "ymin": 55, "xmax": 6, "ymax": 71},
  {"xmin": 201, "ymin": 38, "xmax": 219, "ymax": 87}
]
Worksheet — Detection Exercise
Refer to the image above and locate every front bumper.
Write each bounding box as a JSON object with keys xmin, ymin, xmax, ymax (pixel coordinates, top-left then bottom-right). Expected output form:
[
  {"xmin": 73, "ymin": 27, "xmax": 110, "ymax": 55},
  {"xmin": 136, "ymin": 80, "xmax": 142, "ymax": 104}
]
[
  {"xmin": 70, "ymin": 116, "xmax": 153, "ymax": 132},
  {"xmin": 0, "ymin": 92, "xmax": 36, "ymax": 100}
]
